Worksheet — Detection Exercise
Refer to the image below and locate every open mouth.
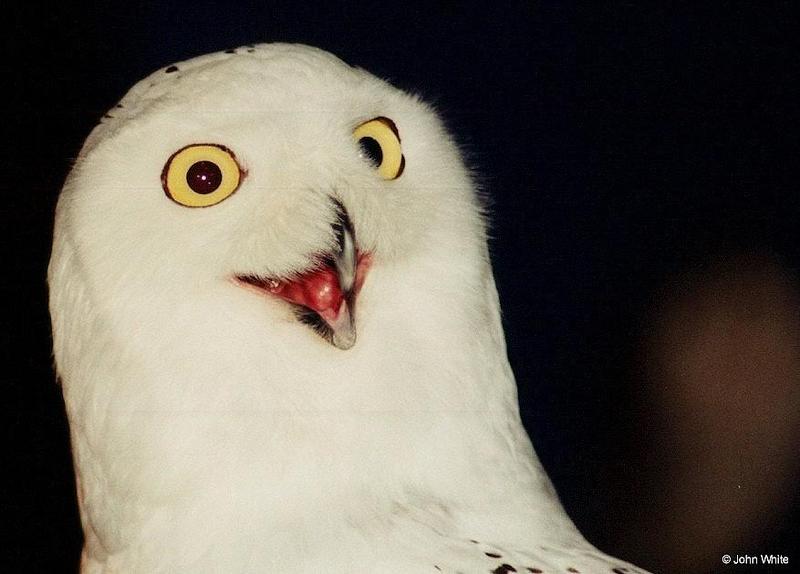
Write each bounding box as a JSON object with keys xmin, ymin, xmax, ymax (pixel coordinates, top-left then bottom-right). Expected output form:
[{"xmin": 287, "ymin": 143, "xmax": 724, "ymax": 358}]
[{"xmin": 234, "ymin": 205, "xmax": 371, "ymax": 350}]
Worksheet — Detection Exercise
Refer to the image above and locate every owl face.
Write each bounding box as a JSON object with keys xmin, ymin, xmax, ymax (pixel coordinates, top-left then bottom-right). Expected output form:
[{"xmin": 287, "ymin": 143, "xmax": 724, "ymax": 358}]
[{"xmin": 54, "ymin": 44, "xmax": 485, "ymax": 357}]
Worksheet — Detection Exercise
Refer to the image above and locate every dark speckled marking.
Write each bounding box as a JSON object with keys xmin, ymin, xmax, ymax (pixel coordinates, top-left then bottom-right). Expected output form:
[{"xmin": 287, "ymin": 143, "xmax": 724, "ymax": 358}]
[
  {"xmin": 115, "ymin": 104, "xmax": 123, "ymax": 108},
  {"xmin": 567, "ymin": 568, "xmax": 580, "ymax": 573},
  {"xmin": 485, "ymin": 552, "xmax": 502, "ymax": 558},
  {"xmin": 434, "ymin": 566, "xmax": 441, "ymax": 571},
  {"xmin": 527, "ymin": 569, "xmax": 543, "ymax": 573},
  {"xmin": 612, "ymin": 569, "xmax": 628, "ymax": 573},
  {"xmin": 469, "ymin": 539, "xmax": 479, "ymax": 544},
  {"xmin": 103, "ymin": 114, "xmax": 112, "ymax": 119},
  {"xmin": 492, "ymin": 565, "xmax": 517, "ymax": 574},
  {"xmin": 225, "ymin": 49, "xmax": 236, "ymax": 54},
  {"xmin": 165, "ymin": 65, "xmax": 178, "ymax": 73},
  {"xmin": 247, "ymin": 49, "xmax": 255, "ymax": 53}
]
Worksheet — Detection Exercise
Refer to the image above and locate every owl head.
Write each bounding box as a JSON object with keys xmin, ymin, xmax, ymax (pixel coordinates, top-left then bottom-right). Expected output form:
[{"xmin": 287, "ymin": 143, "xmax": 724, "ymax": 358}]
[{"xmin": 49, "ymin": 44, "xmax": 501, "ymax": 414}]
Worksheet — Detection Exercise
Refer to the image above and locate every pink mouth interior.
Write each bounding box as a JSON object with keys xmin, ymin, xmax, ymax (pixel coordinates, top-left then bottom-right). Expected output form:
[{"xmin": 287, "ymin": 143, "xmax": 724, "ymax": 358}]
[{"xmin": 254, "ymin": 253, "xmax": 371, "ymax": 322}]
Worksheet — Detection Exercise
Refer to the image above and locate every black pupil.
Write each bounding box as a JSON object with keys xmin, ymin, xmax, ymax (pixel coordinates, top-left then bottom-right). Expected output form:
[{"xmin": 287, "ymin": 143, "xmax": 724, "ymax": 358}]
[
  {"xmin": 186, "ymin": 161, "xmax": 223, "ymax": 194},
  {"xmin": 358, "ymin": 137, "xmax": 383, "ymax": 167}
]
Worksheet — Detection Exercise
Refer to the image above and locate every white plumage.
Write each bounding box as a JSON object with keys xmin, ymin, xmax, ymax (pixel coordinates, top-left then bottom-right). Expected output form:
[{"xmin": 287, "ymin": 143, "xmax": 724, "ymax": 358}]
[{"xmin": 49, "ymin": 43, "xmax": 650, "ymax": 574}]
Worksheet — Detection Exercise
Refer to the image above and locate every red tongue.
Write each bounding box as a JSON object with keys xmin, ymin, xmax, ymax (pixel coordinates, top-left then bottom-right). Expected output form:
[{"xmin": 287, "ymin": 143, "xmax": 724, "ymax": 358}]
[{"xmin": 269, "ymin": 263, "xmax": 344, "ymax": 322}]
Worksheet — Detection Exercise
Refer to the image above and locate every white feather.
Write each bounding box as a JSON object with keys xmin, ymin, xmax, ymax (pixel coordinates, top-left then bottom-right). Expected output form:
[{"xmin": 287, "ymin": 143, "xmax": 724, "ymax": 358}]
[{"xmin": 49, "ymin": 43, "xmax": 650, "ymax": 573}]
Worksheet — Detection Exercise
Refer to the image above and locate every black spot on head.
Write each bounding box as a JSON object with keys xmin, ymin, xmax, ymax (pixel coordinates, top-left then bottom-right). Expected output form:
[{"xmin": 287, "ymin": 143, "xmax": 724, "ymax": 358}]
[
  {"xmin": 165, "ymin": 65, "xmax": 178, "ymax": 73},
  {"xmin": 492, "ymin": 565, "xmax": 517, "ymax": 574},
  {"xmin": 225, "ymin": 49, "xmax": 236, "ymax": 54},
  {"xmin": 485, "ymin": 552, "xmax": 502, "ymax": 559}
]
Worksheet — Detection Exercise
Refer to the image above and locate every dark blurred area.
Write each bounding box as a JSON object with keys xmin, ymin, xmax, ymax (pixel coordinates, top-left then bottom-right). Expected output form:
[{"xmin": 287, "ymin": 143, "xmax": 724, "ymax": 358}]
[
  {"xmin": 636, "ymin": 254, "xmax": 800, "ymax": 572},
  {"xmin": 4, "ymin": 2, "xmax": 798, "ymax": 573}
]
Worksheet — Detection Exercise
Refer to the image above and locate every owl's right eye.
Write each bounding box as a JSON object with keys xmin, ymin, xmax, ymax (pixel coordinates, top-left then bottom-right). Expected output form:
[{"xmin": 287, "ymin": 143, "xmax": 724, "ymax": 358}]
[{"xmin": 162, "ymin": 144, "xmax": 243, "ymax": 207}]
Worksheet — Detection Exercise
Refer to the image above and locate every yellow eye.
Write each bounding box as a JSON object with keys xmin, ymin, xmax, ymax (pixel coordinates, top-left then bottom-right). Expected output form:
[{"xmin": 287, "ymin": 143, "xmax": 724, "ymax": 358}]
[
  {"xmin": 353, "ymin": 117, "xmax": 405, "ymax": 180},
  {"xmin": 161, "ymin": 144, "xmax": 243, "ymax": 207}
]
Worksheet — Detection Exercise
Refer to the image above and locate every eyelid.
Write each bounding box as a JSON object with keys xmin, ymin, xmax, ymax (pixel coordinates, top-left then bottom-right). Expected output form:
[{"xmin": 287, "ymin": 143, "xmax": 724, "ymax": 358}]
[{"xmin": 372, "ymin": 116, "xmax": 401, "ymax": 140}]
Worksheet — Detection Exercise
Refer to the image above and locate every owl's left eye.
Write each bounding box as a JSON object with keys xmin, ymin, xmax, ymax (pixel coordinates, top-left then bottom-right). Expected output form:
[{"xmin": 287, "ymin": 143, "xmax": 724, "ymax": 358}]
[
  {"xmin": 353, "ymin": 117, "xmax": 405, "ymax": 180},
  {"xmin": 162, "ymin": 144, "xmax": 243, "ymax": 207}
]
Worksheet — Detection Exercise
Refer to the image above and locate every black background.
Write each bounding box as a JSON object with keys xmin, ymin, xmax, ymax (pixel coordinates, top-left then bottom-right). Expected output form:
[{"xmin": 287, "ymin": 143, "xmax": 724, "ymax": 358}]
[{"xmin": 4, "ymin": 2, "xmax": 799, "ymax": 573}]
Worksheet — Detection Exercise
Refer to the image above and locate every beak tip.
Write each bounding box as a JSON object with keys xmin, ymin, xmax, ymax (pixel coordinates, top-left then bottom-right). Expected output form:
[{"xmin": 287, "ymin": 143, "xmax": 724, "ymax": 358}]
[
  {"xmin": 328, "ymin": 301, "xmax": 357, "ymax": 350},
  {"xmin": 332, "ymin": 331, "xmax": 356, "ymax": 350}
]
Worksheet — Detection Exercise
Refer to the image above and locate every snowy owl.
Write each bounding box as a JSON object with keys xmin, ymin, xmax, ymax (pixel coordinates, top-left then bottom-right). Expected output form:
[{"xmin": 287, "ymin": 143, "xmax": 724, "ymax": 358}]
[{"xmin": 49, "ymin": 44, "xmax": 651, "ymax": 574}]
